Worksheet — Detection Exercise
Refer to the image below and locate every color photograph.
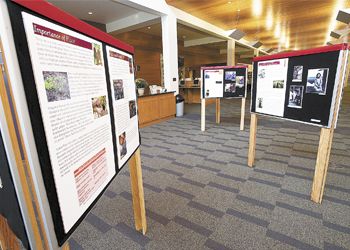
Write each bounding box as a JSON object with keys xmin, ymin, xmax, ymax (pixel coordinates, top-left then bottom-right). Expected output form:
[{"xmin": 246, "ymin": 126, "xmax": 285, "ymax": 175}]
[
  {"xmin": 306, "ymin": 68, "xmax": 329, "ymax": 95},
  {"xmin": 43, "ymin": 71, "xmax": 70, "ymax": 102},
  {"xmin": 288, "ymin": 85, "xmax": 304, "ymax": 109},
  {"xmin": 225, "ymin": 71, "xmax": 236, "ymax": 81},
  {"xmin": 93, "ymin": 43, "xmax": 103, "ymax": 66},
  {"xmin": 119, "ymin": 132, "xmax": 127, "ymax": 159},
  {"xmin": 292, "ymin": 65, "xmax": 303, "ymax": 82},
  {"xmin": 235, "ymin": 76, "xmax": 245, "ymax": 88},
  {"xmin": 113, "ymin": 79, "xmax": 124, "ymax": 100},
  {"xmin": 92, "ymin": 96, "xmax": 108, "ymax": 119},
  {"xmin": 224, "ymin": 83, "xmax": 236, "ymax": 93},
  {"xmin": 129, "ymin": 100, "xmax": 137, "ymax": 118}
]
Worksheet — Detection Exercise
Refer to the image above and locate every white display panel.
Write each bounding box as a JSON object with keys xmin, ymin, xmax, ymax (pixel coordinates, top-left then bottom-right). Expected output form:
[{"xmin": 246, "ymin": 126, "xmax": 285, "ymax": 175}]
[
  {"xmin": 106, "ymin": 46, "xmax": 140, "ymax": 167},
  {"xmin": 255, "ymin": 58, "xmax": 289, "ymax": 117},
  {"xmin": 22, "ymin": 12, "xmax": 116, "ymax": 233},
  {"xmin": 203, "ymin": 69, "xmax": 224, "ymax": 98}
]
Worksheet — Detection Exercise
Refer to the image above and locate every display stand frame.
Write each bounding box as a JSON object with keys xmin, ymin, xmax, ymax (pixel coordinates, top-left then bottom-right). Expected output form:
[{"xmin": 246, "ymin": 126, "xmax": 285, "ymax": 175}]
[
  {"xmin": 0, "ymin": 1, "xmax": 147, "ymax": 249},
  {"xmin": 248, "ymin": 44, "xmax": 349, "ymax": 204},
  {"xmin": 200, "ymin": 66, "xmax": 248, "ymax": 132}
]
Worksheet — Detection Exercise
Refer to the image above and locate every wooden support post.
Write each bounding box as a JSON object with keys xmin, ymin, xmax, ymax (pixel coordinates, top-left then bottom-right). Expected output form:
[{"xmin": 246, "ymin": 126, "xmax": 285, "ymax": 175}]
[
  {"xmin": 0, "ymin": 215, "xmax": 20, "ymax": 250},
  {"xmin": 248, "ymin": 113, "xmax": 258, "ymax": 167},
  {"xmin": 216, "ymin": 98, "xmax": 220, "ymax": 124},
  {"xmin": 311, "ymin": 49, "xmax": 347, "ymax": 203},
  {"xmin": 311, "ymin": 128, "xmax": 334, "ymax": 203},
  {"xmin": 62, "ymin": 242, "xmax": 70, "ymax": 250},
  {"xmin": 240, "ymin": 97, "xmax": 246, "ymax": 131},
  {"xmin": 201, "ymin": 98, "xmax": 206, "ymax": 131},
  {"xmin": 128, "ymin": 148, "xmax": 147, "ymax": 235}
]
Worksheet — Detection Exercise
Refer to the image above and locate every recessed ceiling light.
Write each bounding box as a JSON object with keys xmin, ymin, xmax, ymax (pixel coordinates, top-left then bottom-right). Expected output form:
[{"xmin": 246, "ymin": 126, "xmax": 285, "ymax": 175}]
[
  {"xmin": 228, "ymin": 1, "xmax": 232, "ymax": 4},
  {"xmin": 88, "ymin": 11, "xmax": 93, "ymax": 15},
  {"xmin": 147, "ymin": 26, "xmax": 151, "ymax": 29}
]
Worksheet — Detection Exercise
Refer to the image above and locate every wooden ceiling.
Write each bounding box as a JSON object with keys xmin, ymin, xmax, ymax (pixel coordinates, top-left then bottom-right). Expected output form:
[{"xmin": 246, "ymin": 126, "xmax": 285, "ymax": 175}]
[{"xmin": 166, "ymin": 0, "xmax": 350, "ymax": 51}]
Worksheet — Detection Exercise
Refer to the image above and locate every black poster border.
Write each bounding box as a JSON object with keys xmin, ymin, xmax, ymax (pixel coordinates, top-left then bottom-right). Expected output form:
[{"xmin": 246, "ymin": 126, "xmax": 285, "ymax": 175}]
[{"xmin": 7, "ymin": 1, "xmax": 140, "ymax": 246}]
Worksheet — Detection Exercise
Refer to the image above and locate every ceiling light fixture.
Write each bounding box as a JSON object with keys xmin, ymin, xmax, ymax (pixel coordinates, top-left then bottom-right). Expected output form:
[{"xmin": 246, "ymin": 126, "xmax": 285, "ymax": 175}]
[
  {"xmin": 274, "ymin": 22, "xmax": 281, "ymax": 38},
  {"xmin": 88, "ymin": 11, "xmax": 93, "ymax": 15},
  {"xmin": 252, "ymin": 0, "xmax": 262, "ymax": 17},
  {"xmin": 228, "ymin": 1, "xmax": 232, "ymax": 4},
  {"xmin": 325, "ymin": 0, "xmax": 346, "ymax": 44},
  {"xmin": 147, "ymin": 26, "xmax": 151, "ymax": 29},
  {"xmin": 266, "ymin": 8, "xmax": 273, "ymax": 30}
]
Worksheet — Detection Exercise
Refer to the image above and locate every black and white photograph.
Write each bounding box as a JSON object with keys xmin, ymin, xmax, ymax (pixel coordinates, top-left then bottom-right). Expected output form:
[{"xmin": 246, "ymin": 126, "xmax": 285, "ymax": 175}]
[
  {"xmin": 225, "ymin": 71, "xmax": 236, "ymax": 81},
  {"xmin": 258, "ymin": 97, "xmax": 263, "ymax": 108},
  {"xmin": 224, "ymin": 83, "xmax": 236, "ymax": 93},
  {"xmin": 235, "ymin": 76, "xmax": 245, "ymax": 88},
  {"xmin": 306, "ymin": 68, "xmax": 329, "ymax": 95},
  {"xmin": 292, "ymin": 65, "xmax": 303, "ymax": 82},
  {"xmin": 273, "ymin": 80, "xmax": 284, "ymax": 88},
  {"xmin": 119, "ymin": 132, "xmax": 127, "ymax": 159},
  {"xmin": 129, "ymin": 100, "xmax": 137, "ymax": 118},
  {"xmin": 258, "ymin": 69, "xmax": 266, "ymax": 79},
  {"xmin": 113, "ymin": 79, "xmax": 124, "ymax": 100},
  {"xmin": 288, "ymin": 85, "xmax": 304, "ymax": 109}
]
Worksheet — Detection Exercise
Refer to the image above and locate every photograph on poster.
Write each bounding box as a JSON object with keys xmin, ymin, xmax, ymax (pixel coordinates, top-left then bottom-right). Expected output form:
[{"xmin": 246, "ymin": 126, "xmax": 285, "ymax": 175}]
[
  {"xmin": 225, "ymin": 71, "xmax": 236, "ymax": 81},
  {"xmin": 92, "ymin": 96, "xmax": 108, "ymax": 119},
  {"xmin": 306, "ymin": 68, "xmax": 329, "ymax": 95},
  {"xmin": 93, "ymin": 43, "xmax": 103, "ymax": 66},
  {"xmin": 43, "ymin": 71, "xmax": 70, "ymax": 102},
  {"xmin": 119, "ymin": 132, "xmax": 127, "ymax": 159},
  {"xmin": 129, "ymin": 100, "xmax": 137, "ymax": 118},
  {"xmin": 288, "ymin": 85, "xmax": 304, "ymax": 109},
  {"xmin": 113, "ymin": 79, "xmax": 124, "ymax": 100},
  {"xmin": 258, "ymin": 97, "xmax": 263, "ymax": 108},
  {"xmin": 224, "ymin": 83, "xmax": 236, "ymax": 93},
  {"xmin": 236, "ymin": 76, "xmax": 245, "ymax": 88},
  {"xmin": 292, "ymin": 66, "xmax": 303, "ymax": 82},
  {"xmin": 273, "ymin": 80, "xmax": 284, "ymax": 88}
]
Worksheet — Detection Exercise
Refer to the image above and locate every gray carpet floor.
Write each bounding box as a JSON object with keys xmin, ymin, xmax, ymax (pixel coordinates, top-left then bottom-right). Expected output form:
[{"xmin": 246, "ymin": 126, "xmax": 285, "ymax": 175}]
[{"xmin": 68, "ymin": 87, "xmax": 350, "ymax": 250}]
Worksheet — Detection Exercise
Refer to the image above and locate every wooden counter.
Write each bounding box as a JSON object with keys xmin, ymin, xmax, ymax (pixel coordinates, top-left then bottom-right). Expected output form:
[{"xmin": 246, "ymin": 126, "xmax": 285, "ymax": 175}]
[
  {"xmin": 179, "ymin": 86, "xmax": 201, "ymax": 104},
  {"xmin": 137, "ymin": 92, "xmax": 176, "ymax": 128}
]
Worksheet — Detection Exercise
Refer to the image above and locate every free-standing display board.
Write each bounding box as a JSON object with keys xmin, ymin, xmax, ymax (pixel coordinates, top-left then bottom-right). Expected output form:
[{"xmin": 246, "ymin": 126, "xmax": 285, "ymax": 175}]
[
  {"xmin": 202, "ymin": 66, "xmax": 247, "ymax": 99},
  {"xmin": 2, "ymin": 0, "xmax": 144, "ymax": 247},
  {"xmin": 251, "ymin": 44, "xmax": 347, "ymax": 127},
  {"xmin": 201, "ymin": 66, "xmax": 248, "ymax": 131},
  {"xmin": 248, "ymin": 44, "xmax": 349, "ymax": 204}
]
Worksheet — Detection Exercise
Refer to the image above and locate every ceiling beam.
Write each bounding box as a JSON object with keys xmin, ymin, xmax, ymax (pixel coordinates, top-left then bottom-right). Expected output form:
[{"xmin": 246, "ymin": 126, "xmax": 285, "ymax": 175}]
[
  {"xmin": 106, "ymin": 12, "xmax": 159, "ymax": 33},
  {"xmin": 184, "ymin": 37, "xmax": 224, "ymax": 47}
]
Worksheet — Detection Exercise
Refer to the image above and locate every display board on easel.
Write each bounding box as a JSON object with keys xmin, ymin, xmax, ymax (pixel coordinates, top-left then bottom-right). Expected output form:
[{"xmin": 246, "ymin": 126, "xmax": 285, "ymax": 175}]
[
  {"xmin": 248, "ymin": 43, "xmax": 349, "ymax": 203},
  {"xmin": 251, "ymin": 47, "xmax": 345, "ymax": 127},
  {"xmin": 0, "ymin": 0, "xmax": 146, "ymax": 248},
  {"xmin": 200, "ymin": 65, "xmax": 248, "ymax": 131}
]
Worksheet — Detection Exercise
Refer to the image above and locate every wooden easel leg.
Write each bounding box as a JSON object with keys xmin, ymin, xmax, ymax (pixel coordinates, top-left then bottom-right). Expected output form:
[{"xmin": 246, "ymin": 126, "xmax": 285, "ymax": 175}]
[
  {"xmin": 128, "ymin": 148, "xmax": 147, "ymax": 234},
  {"xmin": 240, "ymin": 97, "xmax": 246, "ymax": 131},
  {"xmin": 62, "ymin": 242, "xmax": 70, "ymax": 250},
  {"xmin": 311, "ymin": 128, "xmax": 334, "ymax": 203},
  {"xmin": 248, "ymin": 114, "xmax": 258, "ymax": 167},
  {"xmin": 216, "ymin": 98, "xmax": 220, "ymax": 124},
  {"xmin": 201, "ymin": 98, "xmax": 206, "ymax": 131},
  {"xmin": 0, "ymin": 215, "xmax": 20, "ymax": 250}
]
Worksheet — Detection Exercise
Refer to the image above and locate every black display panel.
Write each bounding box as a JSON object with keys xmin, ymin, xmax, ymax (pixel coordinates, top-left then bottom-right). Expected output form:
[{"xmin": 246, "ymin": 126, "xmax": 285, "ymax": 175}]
[
  {"xmin": 223, "ymin": 68, "xmax": 247, "ymax": 98},
  {"xmin": 251, "ymin": 50, "xmax": 342, "ymax": 127},
  {"xmin": 7, "ymin": 1, "xmax": 140, "ymax": 246}
]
